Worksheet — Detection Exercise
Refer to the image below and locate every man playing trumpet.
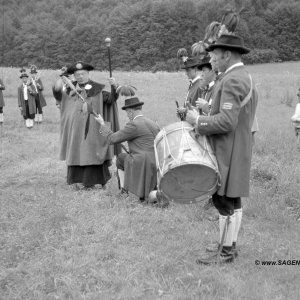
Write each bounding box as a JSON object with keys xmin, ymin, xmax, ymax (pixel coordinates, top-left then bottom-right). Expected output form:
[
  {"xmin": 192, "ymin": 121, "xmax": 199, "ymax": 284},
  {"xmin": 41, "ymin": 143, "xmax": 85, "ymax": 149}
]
[{"xmin": 29, "ymin": 65, "xmax": 47, "ymax": 123}]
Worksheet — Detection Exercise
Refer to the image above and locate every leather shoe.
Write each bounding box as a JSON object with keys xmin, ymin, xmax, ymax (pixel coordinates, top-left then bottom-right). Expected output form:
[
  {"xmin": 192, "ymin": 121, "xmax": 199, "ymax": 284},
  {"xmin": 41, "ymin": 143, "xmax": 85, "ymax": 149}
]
[{"xmin": 196, "ymin": 249, "xmax": 235, "ymax": 265}]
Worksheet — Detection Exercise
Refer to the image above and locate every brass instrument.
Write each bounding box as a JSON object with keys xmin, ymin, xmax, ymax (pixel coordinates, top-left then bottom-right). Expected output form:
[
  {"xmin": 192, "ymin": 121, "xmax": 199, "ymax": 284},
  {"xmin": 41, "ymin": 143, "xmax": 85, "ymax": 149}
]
[{"xmin": 60, "ymin": 75, "xmax": 97, "ymax": 116}]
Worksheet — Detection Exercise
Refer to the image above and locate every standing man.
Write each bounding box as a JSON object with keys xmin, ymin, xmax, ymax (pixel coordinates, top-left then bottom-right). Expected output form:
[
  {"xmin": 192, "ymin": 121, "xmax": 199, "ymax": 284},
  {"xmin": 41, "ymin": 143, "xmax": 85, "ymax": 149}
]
[
  {"xmin": 177, "ymin": 56, "xmax": 206, "ymax": 119},
  {"xmin": 52, "ymin": 61, "xmax": 120, "ymax": 189},
  {"xmin": 0, "ymin": 78, "xmax": 5, "ymax": 124},
  {"xmin": 18, "ymin": 71, "xmax": 37, "ymax": 129},
  {"xmin": 186, "ymin": 35, "xmax": 258, "ymax": 264},
  {"xmin": 95, "ymin": 97, "xmax": 160, "ymax": 201},
  {"xmin": 29, "ymin": 65, "xmax": 47, "ymax": 123}
]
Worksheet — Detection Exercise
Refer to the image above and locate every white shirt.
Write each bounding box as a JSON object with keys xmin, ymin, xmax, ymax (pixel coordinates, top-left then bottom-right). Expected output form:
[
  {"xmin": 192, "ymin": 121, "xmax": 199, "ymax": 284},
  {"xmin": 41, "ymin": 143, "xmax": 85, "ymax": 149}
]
[
  {"xmin": 225, "ymin": 62, "xmax": 244, "ymax": 74},
  {"xmin": 23, "ymin": 83, "xmax": 28, "ymax": 100},
  {"xmin": 189, "ymin": 75, "xmax": 201, "ymax": 85}
]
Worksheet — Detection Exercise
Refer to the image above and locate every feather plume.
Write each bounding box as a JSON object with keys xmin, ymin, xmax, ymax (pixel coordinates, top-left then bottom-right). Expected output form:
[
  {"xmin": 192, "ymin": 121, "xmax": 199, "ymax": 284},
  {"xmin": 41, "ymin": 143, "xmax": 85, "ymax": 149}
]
[
  {"xmin": 177, "ymin": 48, "xmax": 189, "ymax": 62},
  {"xmin": 220, "ymin": 8, "xmax": 241, "ymax": 36},
  {"xmin": 116, "ymin": 85, "xmax": 136, "ymax": 97},
  {"xmin": 191, "ymin": 41, "xmax": 208, "ymax": 58},
  {"xmin": 204, "ymin": 21, "xmax": 221, "ymax": 44}
]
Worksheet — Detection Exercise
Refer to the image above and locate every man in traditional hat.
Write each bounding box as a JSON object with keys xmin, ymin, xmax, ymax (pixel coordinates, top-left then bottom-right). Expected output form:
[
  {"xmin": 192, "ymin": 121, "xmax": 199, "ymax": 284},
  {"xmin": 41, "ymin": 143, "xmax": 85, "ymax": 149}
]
[
  {"xmin": 186, "ymin": 34, "xmax": 258, "ymax": 264},
  {"xmin": 194, "ymin": 55, "xmax": 218, "ymax": 115},
  {"xmin": 177, "ymin": 56, "xmax": 206, "ymax": 119},
  {"xmin": 52, "ymin": 61, "xmax": 120, "ymax": 189},
  {"xmin": 0, "ymin": 78, "xmax": 5, "ymax": 124},
  {"xmin": 95, "ymin": 97, "xmax": 160, "ymax": 201},
  {"xmin": 29, "ymin": 65, "xmax": 47, "ymax": 123},
  {"xmin": 18, "ymin": 71, "xmax": 37, "ymax": 129}
]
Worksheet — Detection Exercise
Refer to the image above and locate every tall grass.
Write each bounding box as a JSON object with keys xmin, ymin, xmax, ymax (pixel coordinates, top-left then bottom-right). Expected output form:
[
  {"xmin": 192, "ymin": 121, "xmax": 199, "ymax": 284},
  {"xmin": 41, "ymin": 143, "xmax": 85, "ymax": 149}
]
[{"xmin": 0, "ymin": 62, "xmax": 300, "ymax": 300}]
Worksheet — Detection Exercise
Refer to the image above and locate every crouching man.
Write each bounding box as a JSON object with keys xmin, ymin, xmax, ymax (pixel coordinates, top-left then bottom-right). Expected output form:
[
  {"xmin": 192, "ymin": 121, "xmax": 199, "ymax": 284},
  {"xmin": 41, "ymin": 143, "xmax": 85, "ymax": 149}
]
[{"xmin": 95, "ymin": 97, "xmax": 160, "ymax": 202}]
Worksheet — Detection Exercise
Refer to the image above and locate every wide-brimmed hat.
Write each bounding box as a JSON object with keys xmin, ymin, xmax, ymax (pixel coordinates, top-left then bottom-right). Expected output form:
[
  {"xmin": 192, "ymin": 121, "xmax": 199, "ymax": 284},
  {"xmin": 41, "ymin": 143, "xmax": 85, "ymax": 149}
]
[
  {"xmin": 207, "ymin": 34, "xmax": 250, "ymax": 54},
  {"xmin": 68, "ymin": 61, "xmax": 94, "ymax": 74},
  {"xmin": 121, "ymin": 97, "xmax": 144, "ymax": 110},
  {"xmin": 197, "ymin": 55, "xmax": 212, "ymax": 70},
  {"xmin": 181, "ymin": 56, "xmax": 203, "ymax": 69},
  {"xmin": 20, "ymin": 73, "xmax": 29, "ymax": 78}
]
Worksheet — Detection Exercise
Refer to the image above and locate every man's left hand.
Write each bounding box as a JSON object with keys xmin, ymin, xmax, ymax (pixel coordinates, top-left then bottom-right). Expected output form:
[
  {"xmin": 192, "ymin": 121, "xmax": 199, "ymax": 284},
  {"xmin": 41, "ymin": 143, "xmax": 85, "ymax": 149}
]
[
  {"xmin": 186, "ymin": 110, "xmax": 199, "ymax": 126},
  {"xmin": 108, "ymin": 77, "xmax": 118, "ymax": 88}
]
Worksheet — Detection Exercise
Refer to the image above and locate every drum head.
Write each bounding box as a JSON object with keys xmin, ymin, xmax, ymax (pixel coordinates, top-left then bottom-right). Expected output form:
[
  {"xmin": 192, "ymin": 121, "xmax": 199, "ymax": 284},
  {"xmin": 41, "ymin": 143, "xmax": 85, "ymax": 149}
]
[{"xmin": 159, "ymin": 164, "xmax": 218, "ymax": 203}]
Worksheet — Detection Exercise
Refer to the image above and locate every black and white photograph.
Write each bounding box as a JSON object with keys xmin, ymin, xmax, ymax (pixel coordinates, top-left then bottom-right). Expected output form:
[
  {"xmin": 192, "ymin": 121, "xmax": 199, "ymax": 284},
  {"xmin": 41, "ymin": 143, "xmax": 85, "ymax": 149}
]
[{"xmin": 0, "ymin": 0, "xmax": 300, "ymax": 299}]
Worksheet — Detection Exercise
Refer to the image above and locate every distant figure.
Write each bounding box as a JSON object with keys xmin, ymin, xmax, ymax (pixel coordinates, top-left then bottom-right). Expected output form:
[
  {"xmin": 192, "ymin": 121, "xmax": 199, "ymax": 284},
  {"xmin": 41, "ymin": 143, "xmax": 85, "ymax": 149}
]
[
  {"xmin": 29, "ymin": 65, "xmax": 47, "ymax": 123},
  {"xmin": 0, "ymin": 78, "xmax": 5, "ymax": 124},
  {"xmin": 18, "ymin": 70, "xmax": 37, "ymax": 129},
  {"xmin": 52, "ymin": 61, "xmax": 120, "ymax": 190},
  {"xmin": 291, "ymin": 88, "xmax": 300, "ymax": 138},
  {"xmin": 95, "ymin": 97, "xmax": 160, "ymax": 201}
]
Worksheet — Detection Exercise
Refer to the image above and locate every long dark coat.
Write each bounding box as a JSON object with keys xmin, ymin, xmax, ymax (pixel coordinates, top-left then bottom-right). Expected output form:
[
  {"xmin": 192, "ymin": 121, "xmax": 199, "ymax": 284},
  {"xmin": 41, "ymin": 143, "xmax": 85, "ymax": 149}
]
[
  {"xmin": 18, "ymin": 84, "xmax": 37, "ymax": 117},
  {"xmin": 0, "ymin": 79, "xmax": 5, "ymax": 107},
  {"xmin": 100, "ymin": 115, "xmax": 160, "ymax": 198},
  {"xmin": 195, "ymin": 65, "xmax": 258, "ymax": 197},
  {"xmin": 35, "ymin": 78, "xmax": 47, "ymax": 107},
  {"xmin": 53, "ymin": 80, "xmax": 118, "ymax": 165}
]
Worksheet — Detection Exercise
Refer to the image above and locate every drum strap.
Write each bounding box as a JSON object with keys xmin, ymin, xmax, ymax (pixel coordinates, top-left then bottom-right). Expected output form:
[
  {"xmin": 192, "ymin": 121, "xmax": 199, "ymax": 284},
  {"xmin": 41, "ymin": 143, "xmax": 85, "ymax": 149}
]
[{"xmin": 240, "ymin": 74, "xmax": 253, "ymax": 108}]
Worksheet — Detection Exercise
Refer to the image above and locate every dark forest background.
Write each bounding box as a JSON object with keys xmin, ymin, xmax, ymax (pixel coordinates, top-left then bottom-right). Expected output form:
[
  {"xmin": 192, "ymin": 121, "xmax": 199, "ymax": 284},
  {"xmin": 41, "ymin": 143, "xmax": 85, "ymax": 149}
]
[{"xmin": 1, "ymin": 0, "xmax": 299, "ymax": 71}]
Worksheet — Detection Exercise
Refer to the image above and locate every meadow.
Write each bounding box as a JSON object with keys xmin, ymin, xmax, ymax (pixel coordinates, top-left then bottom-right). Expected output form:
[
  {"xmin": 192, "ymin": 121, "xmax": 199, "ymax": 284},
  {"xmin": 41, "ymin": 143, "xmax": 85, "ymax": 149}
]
[{"xmin": 0, "ymin": 62, "xmax": 300, "ymax": 300}]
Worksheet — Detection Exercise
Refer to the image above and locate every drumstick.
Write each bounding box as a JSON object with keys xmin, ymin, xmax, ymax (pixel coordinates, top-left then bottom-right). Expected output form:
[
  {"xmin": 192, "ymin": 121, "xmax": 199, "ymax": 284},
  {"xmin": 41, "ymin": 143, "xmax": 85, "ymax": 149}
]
[{"xmin": 175, "ymin": 101, "xmax": 184, "ymax": 121}]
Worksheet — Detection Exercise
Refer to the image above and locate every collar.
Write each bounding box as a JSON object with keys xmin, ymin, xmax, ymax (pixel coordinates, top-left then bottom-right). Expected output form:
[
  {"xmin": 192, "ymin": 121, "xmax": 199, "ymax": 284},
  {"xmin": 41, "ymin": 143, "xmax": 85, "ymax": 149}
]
[
  {"xmin": 133, "ymin": 114, "xmax": 143, "ymax": 121},
  {"xmin": 23, "ymin": 83, "xmax": 27, "ymax": 87},
  {"xmin": 225, "ymin": 62, "xmax": 244, "ymax": 74},
  {"xmin": 208, "ymin": 81, "xmax": 215, "ymax": 89},
  {"xmin": 189, "ymin": 75, "xmax": 201, "ymax": 85}
]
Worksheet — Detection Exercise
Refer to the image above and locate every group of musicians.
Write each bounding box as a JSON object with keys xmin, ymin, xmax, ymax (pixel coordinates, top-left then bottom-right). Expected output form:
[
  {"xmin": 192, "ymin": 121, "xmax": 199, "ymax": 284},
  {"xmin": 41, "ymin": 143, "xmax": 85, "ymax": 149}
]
[
  {"xmin": 17, "ymin": 65, "xmax": 46, "ymax": 128},
  {"xmin": 49, "ymin": 31, "xmax": 258, "ymax": 265}
]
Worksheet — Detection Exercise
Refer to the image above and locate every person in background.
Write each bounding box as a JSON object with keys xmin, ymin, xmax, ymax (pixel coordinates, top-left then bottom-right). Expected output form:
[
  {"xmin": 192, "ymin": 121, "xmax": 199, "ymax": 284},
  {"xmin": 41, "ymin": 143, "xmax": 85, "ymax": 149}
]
[
  {"xmin": 29, "ymin": 65, "xmax": 47, "ymax": 123},
  {"xmin": 18, "ymin": 70, "xmax": 37, "ymax": 129},
  {"xmin": 0, "ymin": 78, "xmax": 5, "ymax": 124}
]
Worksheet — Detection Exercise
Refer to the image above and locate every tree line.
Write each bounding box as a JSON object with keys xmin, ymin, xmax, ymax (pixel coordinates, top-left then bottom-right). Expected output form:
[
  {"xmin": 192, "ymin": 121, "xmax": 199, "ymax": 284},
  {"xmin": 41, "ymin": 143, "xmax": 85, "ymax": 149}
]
[{"xmin": 0, "ymin": 0, "xmax": 299, "ymax": 72}]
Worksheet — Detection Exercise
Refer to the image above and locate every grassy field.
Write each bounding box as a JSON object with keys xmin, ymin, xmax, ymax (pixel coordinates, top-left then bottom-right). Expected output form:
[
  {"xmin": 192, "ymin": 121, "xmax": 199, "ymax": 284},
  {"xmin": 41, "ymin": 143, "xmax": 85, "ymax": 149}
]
[{"xmin": 0, "ymin": 62, "xmax": 300, "ymax": 300}]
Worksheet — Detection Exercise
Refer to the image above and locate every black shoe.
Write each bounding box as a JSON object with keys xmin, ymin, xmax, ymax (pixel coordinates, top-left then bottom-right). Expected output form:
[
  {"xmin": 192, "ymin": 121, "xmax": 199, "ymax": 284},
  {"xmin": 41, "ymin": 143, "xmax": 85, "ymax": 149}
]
[
  {"xmin": 196, "ymin": 247, "xmax": 235, "ymax": 265},
  {"xmin": 196, "ymin": 252, "xmax": 234, "ymax": 265}
]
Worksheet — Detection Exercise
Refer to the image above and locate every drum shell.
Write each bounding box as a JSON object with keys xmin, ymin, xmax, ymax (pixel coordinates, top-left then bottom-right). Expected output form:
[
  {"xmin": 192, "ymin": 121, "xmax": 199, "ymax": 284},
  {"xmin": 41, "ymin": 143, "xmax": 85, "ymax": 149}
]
[{"xmin": 154, "ymin": 121, "xmax": 220, "ymax": 204}]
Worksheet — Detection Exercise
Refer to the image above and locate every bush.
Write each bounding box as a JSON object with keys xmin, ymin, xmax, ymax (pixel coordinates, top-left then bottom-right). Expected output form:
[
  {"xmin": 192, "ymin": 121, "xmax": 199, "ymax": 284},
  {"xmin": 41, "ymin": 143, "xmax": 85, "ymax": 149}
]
[{"xmin": 243, "ymin": 48, "xmax": 280, "ymax": 65}]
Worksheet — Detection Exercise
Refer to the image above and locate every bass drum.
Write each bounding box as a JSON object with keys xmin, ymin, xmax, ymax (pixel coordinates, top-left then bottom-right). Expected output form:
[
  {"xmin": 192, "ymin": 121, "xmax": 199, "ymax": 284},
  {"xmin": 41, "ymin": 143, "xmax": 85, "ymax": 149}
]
[{"xmin": 154, "ymin": 121, "xmax": 220, "ymax": 204}]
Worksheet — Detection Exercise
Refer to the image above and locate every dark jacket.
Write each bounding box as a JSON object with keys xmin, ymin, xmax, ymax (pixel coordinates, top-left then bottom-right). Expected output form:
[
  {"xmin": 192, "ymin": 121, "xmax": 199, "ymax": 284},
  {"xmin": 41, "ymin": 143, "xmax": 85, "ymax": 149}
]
[
  {"xmin": 195, "ymin": 65, "xmax": 258, "ymax": 197},
  {"xmin": 100, "ymin": 115, "xmax": 160, "ymax": 198}
]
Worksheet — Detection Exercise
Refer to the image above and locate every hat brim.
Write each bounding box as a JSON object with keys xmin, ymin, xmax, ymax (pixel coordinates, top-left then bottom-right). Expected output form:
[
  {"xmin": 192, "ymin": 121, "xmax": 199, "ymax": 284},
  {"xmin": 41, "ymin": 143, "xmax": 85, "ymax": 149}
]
[
  {"xmin": 181, "ymin": 63, "xmax": 201, "ymax": 70},
  {"xmin": 69, "ymin": 65, "xmax": 94, "ymax": 74},
  {"xmin": 20, "ymin": 75, "xmax": 28, "ymax": 78},
  {"xmin": 207, "ymin": 43, "xmax": 250, "ymax": 54},
  {"xmin": 122, "ymin": 102, "xmax": 144, "ymax": 110}
]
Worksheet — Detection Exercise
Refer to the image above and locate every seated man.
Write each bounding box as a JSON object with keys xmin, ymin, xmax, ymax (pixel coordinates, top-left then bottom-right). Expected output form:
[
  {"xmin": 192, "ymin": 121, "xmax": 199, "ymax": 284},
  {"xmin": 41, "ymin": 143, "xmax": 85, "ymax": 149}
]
[{"xmin": 95, "ymin": 97, "xmax": 160, "ymax": 201}]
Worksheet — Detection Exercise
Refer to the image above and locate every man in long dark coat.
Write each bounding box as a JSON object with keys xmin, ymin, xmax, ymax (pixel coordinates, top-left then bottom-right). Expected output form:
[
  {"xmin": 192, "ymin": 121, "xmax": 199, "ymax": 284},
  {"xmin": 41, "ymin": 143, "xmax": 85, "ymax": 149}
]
[
  {"xmin": 18, "ymin": 72, "xmax": 37, "ymax": 128},
  {"xmin": 95, "ymin": 97, "xmax": 160, "ymax": 201},
  {"xmin": 186, "ymin": 35, "xmax": 258, "ymax": 264},
  {"xmin": 52, "ymin": 62, "xmax": 120, "ymax": 189},
  {"xmin": 0, "ymin": 78, "xmax": 5, "ymax": 123}
]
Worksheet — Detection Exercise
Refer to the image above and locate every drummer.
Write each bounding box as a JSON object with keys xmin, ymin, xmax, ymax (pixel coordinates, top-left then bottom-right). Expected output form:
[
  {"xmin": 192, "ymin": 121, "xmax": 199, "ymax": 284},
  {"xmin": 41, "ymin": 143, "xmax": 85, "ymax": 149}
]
[
  {"xmin": 186, "ymin": 34, "xmax": 258, "ymax": 264},
  {"xmin": 95, "ymin": 97, "xmax": 160, "ymax": 202}
]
